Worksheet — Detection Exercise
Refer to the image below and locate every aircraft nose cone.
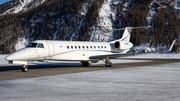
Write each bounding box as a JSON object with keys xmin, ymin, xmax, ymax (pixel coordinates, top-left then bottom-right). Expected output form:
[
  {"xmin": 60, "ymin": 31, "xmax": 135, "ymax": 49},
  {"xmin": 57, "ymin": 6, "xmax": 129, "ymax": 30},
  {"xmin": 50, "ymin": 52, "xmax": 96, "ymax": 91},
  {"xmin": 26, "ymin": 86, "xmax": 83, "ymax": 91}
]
[
  {"xmin": 5, "ymin": 50, "xmax": 24, "ymax": 61},
  {"xmin": 5, "ymin": 49, "xmax": 31, "ymax": 61},
  {"xmin": 6, "ymin": 55, "xmax": 14, "ymax": 61}
]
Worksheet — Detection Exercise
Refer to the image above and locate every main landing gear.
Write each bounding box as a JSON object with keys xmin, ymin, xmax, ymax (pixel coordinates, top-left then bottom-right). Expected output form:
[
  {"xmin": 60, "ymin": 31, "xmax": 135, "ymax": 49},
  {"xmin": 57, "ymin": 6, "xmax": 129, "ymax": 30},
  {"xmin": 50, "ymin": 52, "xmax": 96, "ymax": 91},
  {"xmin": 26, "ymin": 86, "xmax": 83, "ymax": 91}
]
[
  {"xmin": 104, "ymin": 57, "xmax": 112, "ymax": 67},
  {"xmin": 22, "ymin": 64, "xmax": 28, "ymax": 72},
  {"xmin": 81, "ymin": 61, "xmax": 89, "ymax": 67},
  {"xmin": 81, "ymin": 58, "xmax": 112, "ymax": 67}
]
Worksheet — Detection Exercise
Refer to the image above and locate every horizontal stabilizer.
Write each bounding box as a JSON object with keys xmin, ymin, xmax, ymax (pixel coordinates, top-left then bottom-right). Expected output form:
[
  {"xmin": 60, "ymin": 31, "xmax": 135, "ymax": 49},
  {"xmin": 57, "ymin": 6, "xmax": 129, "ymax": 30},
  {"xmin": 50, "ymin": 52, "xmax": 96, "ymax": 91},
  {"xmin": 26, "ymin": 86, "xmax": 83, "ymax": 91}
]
[{"xmin": 113, "ymin": 26, "xmax": 151, "ymax": 31}]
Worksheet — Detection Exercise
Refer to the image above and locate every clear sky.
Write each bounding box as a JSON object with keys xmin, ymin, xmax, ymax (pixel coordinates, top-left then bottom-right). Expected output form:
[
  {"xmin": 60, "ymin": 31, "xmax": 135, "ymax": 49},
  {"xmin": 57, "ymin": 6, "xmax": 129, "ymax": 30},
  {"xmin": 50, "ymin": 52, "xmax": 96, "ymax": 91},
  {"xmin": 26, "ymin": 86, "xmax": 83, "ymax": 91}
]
[{"xmin": 0, "ymin": 0, "xmax": 11, "ymax": 5}]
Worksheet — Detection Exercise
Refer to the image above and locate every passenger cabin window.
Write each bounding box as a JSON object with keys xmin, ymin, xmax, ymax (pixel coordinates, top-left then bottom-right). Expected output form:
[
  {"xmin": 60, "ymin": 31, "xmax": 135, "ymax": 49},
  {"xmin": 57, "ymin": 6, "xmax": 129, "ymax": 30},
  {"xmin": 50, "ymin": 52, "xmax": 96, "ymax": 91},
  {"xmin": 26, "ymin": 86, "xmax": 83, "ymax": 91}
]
[
  {"xmin": 37, "ymin": 43, "xmax": 44, "ymax": 48},
  {"xmin": 67, "ymin": 46, "xmax": 69, "ymax": 49},
  {"xmin": 82, "ymin": 46, "xmax": 85, "ymax": 49},
  {"xmin": 90, "ymin": 46, "xmax": 92, "ymax": 49},
  {"xmin": 75, "ymin": 46, "xmax": 77, "ymax": 49},
  {"xmin": 78, "ymin": 46, "xmax": 81, "ymax": 49},
  {"xmin": 26, "ymin": 43, "xmax": 37, "ymax": 48},
  {"xmin": 104, "ymin": 46, "xmax": 106, "ymax": 49},
  {"xmin": 86, "ymin": 46, "xmax": 89, "ymax": 49},
  {"xmin": 101, "ymin": 46, "xmax": 103, "ymax": 49},
  {"xmin": 71, "ymin": 46, "xmax": 73, "ymax": 49},
  {"xmin": 94, "ymin": 46, "xmax": 96, "ymax": 49},
  {"xmin": 98, "ymin": 46, "xmax": 100, "ymax": 49}
]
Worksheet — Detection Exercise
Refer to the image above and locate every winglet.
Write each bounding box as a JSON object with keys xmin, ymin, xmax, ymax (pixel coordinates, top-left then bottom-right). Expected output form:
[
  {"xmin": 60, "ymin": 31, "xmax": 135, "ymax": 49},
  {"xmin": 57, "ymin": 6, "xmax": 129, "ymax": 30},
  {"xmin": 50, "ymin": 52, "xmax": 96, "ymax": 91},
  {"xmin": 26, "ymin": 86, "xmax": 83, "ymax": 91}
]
[{"xmin": 168, "ymin": 39, "xmax": 178, "ymax": 52}]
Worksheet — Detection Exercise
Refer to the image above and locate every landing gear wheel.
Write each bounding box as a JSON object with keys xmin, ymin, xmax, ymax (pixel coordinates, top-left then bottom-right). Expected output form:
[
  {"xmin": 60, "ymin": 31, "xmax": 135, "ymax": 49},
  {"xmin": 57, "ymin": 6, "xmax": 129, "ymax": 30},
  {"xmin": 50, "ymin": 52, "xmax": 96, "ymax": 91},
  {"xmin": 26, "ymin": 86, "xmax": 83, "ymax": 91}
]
[
  {"xmin": 105, "ymin": 62, "xmax": 112, "ymax": 67},
  {"xmin": 22, "ymin": 64, "xmax": 28, "ymax": 72},
  {"xmin": 81, "ymin": 61, "xmax": 89, "ymax": 67},
  {"xmin": 104, "ymin": 57, "xmax": 112, "ymax": 67}
]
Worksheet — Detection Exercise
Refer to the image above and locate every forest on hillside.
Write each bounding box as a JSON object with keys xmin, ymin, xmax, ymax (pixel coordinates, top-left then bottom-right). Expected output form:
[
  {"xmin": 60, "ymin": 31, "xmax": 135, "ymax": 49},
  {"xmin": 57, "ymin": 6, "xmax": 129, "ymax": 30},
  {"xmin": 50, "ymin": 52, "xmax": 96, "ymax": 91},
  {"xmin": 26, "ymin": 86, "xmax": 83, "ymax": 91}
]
[
  {"xmin": 114, "ymin": 0, "xmax": 179, "ymax": 47},
  {"xmin": 0, "ymin": 0, "xmax": 179, "ymax": 53},
  {"xmin": 0, "ymin": 0, "xmax": 104, "ymax": 53}
]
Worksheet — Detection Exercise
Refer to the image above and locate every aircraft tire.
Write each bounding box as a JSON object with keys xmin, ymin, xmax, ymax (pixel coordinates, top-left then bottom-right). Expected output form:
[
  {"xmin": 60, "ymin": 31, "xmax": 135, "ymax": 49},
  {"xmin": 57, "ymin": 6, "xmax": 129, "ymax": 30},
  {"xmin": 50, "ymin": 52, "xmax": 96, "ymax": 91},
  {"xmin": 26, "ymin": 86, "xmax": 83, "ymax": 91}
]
[
  {"xmin": 22, "ymin": 65, "xmax": 28, "ymax": 72},
  {"xmin": 105, "ymin": 62, "xmax": 112, "ymax": 67},
  {"xmin": 81, "ymin": 61, "xmax": 89, "ymax": 67},
  {"xmin": 85, "ymin": 62, "xmax": 89, "ymax": 67}
]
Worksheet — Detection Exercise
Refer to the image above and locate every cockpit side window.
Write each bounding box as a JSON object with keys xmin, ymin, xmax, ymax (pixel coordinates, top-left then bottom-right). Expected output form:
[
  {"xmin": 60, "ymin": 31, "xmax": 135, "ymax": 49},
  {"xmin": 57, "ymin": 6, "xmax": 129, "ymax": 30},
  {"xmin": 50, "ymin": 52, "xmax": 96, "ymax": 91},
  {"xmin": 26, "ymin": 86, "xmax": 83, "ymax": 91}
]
[
  {"xmin": 26, "ymin": 43, "xmax": 37, "ymax": 48},
  {"xmin": 37, "ymin": 43, "xmax": 44, "ymax": 48}
]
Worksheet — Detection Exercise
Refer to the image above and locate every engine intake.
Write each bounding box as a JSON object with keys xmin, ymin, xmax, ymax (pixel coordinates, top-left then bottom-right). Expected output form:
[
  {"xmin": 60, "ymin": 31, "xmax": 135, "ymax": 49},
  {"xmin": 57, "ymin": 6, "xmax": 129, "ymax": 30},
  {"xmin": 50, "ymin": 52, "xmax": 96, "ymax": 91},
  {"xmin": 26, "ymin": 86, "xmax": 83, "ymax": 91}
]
[
  {"xmin": 112, "ymin": 41, "xmax": 133, "ymax": 51},
  {"xmin": 114, "ymin": 41, "xmax": 120, "ymax": 49}
]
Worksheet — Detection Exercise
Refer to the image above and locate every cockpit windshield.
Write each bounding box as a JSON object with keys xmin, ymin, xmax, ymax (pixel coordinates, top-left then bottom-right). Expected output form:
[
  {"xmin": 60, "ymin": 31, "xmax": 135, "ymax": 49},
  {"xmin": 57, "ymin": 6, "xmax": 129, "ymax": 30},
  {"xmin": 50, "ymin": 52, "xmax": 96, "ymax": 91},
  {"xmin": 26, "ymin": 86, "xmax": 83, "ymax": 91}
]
[
  {"xmin": 26, "ymin": 43, "xmax": 38, "ymax": 48},
  {"xmin": 37, "ymin": 43, "xmax": 44, "ymax": 48}
]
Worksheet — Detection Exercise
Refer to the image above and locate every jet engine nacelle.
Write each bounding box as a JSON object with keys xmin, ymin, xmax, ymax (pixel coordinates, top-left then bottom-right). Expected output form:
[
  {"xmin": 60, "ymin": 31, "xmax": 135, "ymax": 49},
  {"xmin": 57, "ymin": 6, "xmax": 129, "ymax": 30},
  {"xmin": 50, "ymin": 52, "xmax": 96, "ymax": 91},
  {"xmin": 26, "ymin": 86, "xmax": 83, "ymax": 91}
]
[{"xmin": 113, "ymin": 41, "xmax": 133, "ymax": 50}]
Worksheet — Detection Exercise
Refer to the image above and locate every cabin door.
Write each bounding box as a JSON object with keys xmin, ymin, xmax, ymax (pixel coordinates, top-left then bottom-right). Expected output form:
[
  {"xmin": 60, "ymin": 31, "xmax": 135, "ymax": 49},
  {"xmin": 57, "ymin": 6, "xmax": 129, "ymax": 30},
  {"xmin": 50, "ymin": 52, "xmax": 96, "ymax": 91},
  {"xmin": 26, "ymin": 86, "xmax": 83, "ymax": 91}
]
[{"xmin": 46, "ymin": 41, "xmax": 55, "ymax": 56}]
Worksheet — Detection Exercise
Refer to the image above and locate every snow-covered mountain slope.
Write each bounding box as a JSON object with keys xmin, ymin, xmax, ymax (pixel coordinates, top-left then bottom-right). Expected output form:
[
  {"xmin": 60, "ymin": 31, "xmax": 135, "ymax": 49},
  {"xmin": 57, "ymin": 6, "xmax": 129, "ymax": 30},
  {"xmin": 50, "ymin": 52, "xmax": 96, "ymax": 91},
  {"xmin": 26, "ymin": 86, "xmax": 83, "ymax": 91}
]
[
  {"xmin": 0, "ymin": 0, "xmax": 19, "ymax": 14},
  {"xmin": 1, "ymin": 0, "xmax": 47, "ymax": 15},
  {"xmin": 0, "ymin": 0, "xmax": 179, "ymax": 53},
  {"xmin": 90, "ymin": 0, "xmax": 114, "ymax": 42},
  {"xmin": 90, "ymin": 0, "xmax": 132, "ymax": 42}
]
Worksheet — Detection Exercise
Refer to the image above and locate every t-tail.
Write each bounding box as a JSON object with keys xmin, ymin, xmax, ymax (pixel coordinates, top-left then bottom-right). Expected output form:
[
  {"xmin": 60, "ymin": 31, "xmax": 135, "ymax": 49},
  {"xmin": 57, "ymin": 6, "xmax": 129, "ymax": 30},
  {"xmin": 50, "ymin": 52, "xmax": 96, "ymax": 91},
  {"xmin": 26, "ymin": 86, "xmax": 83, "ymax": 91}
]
[
  {"xmin": 110, "ymin": 26, "xmax": 151, "ymax": 52},
  {"xmin": 114, "ymin": 26, "xmax": 151, "ymax": 42}
]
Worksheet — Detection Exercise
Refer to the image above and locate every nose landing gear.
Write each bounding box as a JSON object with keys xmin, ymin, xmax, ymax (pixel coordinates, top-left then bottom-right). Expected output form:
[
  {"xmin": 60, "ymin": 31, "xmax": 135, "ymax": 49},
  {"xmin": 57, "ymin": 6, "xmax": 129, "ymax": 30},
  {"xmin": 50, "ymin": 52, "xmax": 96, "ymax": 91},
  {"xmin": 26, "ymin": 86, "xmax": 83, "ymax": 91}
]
[
  {"xmin": 81, "ymin": 61, "xmax": 89, "ymax": 67},
  {"xmin": 22, "ymin": 64, "xmax": 28, "ymax": 72}
]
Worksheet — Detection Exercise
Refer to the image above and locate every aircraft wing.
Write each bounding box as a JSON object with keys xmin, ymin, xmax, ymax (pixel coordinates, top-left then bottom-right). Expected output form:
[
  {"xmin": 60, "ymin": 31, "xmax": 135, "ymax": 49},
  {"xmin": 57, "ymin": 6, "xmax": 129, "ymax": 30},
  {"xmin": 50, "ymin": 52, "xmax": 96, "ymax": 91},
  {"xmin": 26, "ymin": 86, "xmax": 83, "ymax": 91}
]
[{"xmin": 89, "ymin": 52, "xmax": 159, "ymax": 59}]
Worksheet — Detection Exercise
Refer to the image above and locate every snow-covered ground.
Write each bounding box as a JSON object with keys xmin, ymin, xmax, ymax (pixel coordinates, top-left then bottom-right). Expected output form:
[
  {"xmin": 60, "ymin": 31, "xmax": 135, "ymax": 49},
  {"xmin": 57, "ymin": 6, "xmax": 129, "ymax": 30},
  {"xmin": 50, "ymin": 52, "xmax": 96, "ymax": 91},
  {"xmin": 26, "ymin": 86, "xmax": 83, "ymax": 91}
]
[
  {"xmin": 1, "ymin": 53, "xmax": 180, "ymax": 100},
  {"xmin": 127, "ymin": 53, "xmax": 180, "ymax": 59},
  {"xmin": 0, "ymin": 60, "xmax": 180, "ymax": 101}
]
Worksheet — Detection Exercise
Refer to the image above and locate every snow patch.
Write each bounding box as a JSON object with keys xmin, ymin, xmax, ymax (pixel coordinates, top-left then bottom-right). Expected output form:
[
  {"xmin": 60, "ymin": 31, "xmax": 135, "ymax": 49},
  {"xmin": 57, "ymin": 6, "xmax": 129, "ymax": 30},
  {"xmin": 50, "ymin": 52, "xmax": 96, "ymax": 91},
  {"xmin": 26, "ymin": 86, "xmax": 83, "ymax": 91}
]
[
  {"xmin": 15, "ymin": 38, "xmax": 28, "ymax": 51},
  {"xmin": 79, "ymin": 3, "xmax": 89, "ymax": 16},
  {"xmin": 91, "ymin": 0, "xmax": 114, "ymax": 42},
  {"xmin": 3, "ymin": 0, "xmax": 47, "ymax": 15},
  {"xmin": 174, "ymin": 0, "xmax": 180, "ymax": 10}
]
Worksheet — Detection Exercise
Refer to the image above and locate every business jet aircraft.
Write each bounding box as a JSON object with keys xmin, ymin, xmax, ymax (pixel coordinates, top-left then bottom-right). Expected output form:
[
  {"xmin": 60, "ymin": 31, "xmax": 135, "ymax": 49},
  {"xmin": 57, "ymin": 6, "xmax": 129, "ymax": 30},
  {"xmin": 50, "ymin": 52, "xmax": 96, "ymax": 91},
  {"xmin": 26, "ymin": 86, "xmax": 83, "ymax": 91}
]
[{"xmin": 6, "ymin": 26, "xmax": 150, "ymax": 72}]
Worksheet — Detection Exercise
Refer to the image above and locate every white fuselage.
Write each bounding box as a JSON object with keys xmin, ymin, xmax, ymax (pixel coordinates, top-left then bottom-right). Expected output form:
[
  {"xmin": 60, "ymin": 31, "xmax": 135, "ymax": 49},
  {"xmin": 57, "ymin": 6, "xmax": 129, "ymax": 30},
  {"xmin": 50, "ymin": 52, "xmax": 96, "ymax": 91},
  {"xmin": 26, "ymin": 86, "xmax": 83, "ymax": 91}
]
[
  {"xmin": 6, "ymin": 40, "xmax": 133, "ymax": 62},
  {"xmin": 5, "ymin": 26, "xmax": 149, "ymax": 72}
]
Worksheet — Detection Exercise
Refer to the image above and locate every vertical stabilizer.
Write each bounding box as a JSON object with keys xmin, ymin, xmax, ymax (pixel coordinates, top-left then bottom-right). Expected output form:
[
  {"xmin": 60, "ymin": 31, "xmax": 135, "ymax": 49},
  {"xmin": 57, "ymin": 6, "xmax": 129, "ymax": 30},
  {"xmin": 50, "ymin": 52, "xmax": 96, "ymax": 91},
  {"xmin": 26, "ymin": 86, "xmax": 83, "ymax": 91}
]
[{"xmin": 120, "ymin": 27, "xmax": 133, "ymax": 42}]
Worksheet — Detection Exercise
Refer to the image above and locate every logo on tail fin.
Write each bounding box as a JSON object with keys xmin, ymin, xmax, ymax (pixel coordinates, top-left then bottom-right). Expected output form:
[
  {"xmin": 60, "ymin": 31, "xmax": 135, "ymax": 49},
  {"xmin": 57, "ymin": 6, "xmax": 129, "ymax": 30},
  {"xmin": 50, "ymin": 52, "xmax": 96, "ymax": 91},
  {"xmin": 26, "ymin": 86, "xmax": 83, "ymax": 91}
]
[{"xmin": 120, "ymin": 27, "xmax": 133, "ymax": 42}]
